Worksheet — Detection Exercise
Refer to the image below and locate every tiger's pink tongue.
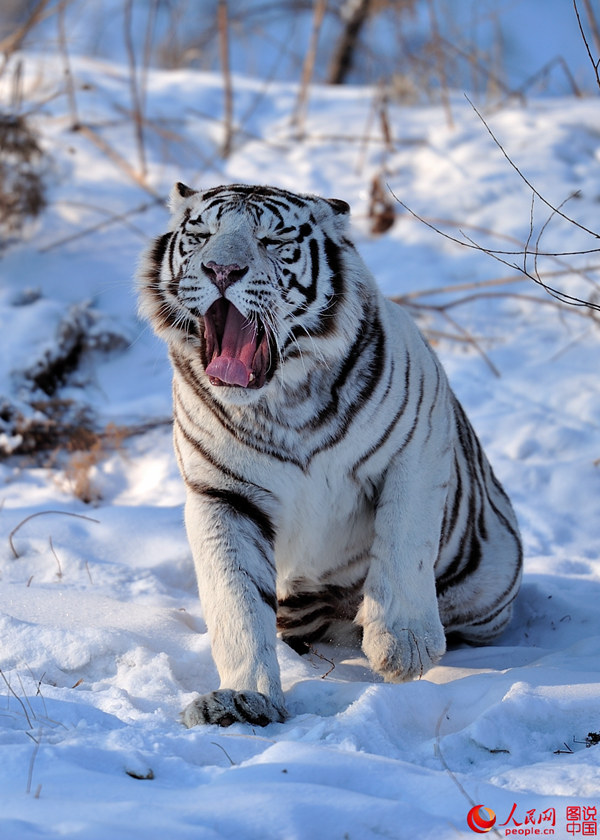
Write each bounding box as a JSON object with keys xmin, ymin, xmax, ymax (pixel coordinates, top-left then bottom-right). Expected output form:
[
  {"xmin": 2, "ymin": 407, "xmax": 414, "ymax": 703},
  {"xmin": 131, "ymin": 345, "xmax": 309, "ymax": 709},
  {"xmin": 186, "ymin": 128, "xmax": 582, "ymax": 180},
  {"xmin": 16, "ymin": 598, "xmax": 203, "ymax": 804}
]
[{"xmin": 205, "ymin": 305, "xmax": 257, "ymax": 387}]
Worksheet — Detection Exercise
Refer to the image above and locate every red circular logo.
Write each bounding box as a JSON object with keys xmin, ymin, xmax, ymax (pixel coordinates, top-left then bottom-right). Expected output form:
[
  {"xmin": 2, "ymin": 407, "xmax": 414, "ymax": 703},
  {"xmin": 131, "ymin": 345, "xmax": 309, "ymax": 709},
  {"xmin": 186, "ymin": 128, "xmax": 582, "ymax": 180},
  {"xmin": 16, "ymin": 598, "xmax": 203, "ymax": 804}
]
[{"xmin": 467, "ymin": 805, "xmax": 497, "ymax": 833}]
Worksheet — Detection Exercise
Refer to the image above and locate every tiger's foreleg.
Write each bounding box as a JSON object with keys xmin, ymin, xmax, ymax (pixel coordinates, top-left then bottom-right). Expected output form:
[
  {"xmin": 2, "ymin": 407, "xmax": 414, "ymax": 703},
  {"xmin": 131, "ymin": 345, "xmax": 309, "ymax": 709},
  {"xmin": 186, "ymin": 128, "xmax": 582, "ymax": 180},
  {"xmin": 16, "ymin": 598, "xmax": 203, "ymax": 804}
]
[
  {"xmin": 357, "ymin": 445, "xmax": 450, "ymax": 682},
  {"xmin": 180, "ymin": 488, "xmax": 286, "ymax": 727}
]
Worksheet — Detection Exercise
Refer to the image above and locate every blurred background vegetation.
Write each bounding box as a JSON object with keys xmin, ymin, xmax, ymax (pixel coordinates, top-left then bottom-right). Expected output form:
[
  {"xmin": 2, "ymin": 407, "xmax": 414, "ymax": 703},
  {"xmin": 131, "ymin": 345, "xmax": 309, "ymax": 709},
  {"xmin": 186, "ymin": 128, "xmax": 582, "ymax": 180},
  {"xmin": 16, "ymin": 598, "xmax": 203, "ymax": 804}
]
[
  {"xmin": 1, "ymin": 0, "xmax": 598, "ymax": 465},
  {"xmin": 1, "ymin": 0, "xmax": 598, "ymax": 248},
  {"xmin": 1, "ymin": 0, "xmax": 598, "ymax": 101}
]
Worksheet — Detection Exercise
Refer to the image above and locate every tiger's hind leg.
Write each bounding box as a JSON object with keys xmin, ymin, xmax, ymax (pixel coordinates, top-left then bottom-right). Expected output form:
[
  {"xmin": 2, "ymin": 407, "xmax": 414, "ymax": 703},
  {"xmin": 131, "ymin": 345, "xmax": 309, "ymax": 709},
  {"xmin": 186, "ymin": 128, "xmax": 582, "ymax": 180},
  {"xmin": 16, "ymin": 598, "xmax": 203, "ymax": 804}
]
[
  {"xmin": 436, "ymin": 480, "xmax": 523, "ymax": 648},
  {"xmin": 447, "ymin": 598, "xmax": 516, "ymax": 647},
  {"xmin": 276, "ymin": 579, "xmax": 364, "ymax": 653},
  {"xmin": 436, "ymin": 394, "xmax": 523, "ymax": 648}
]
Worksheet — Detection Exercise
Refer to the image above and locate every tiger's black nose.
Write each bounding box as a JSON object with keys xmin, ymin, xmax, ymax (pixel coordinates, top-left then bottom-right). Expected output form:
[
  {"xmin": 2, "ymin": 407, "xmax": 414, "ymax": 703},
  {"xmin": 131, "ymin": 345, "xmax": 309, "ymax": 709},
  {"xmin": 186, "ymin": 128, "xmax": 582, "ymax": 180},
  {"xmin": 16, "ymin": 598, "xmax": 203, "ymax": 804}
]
[{"xmin": 202, "ymin": 261, "xmax": 249, "ymax": 295}]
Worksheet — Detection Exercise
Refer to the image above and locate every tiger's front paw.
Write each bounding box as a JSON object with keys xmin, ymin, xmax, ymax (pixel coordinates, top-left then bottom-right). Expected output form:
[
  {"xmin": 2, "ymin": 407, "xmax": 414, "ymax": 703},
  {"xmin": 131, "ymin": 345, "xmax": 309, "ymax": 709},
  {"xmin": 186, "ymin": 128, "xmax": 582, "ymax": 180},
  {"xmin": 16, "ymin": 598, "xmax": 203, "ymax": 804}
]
[
  {"xmin": 362, "ymin": 618, "xmax": 446, "ymax": 682},
  {"xmin": 182, "ymin": 688, "xmax": 286, "ymax": 728}
]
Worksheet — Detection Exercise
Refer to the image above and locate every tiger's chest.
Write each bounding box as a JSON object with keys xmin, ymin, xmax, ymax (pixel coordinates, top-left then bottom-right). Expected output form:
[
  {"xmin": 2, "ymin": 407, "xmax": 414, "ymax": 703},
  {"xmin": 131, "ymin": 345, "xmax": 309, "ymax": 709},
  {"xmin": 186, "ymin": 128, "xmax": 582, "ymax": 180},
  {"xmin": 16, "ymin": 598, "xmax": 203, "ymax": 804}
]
[{"xmin": 271, "ymin": 456, "xmax": 375, "ymax": 593}]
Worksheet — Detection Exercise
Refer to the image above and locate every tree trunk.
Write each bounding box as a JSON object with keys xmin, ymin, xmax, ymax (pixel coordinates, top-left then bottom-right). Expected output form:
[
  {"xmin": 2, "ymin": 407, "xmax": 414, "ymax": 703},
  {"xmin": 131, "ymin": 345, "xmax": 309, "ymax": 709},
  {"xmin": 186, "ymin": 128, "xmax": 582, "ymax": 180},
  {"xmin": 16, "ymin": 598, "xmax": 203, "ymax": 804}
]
[{"xmin": 327, "ymin": 0, "xmax": 372, "ymax": 85}]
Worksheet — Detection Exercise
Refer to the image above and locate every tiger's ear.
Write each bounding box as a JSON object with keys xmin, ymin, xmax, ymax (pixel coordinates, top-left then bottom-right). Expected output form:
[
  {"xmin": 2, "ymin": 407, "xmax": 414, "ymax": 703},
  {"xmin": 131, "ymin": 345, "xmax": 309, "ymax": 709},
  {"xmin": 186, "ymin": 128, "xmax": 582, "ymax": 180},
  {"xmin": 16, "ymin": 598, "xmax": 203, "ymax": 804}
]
[
  {"xmin": 168, "ymin": 181, "xmax": 199, "ymax": 213},
  {"xmin": 326, "ymin": 197, "xmax": 350, "ymax": 216},
  {"xmin": 320, "ymin": 196, "xmax": 350, "ymax": 232}
]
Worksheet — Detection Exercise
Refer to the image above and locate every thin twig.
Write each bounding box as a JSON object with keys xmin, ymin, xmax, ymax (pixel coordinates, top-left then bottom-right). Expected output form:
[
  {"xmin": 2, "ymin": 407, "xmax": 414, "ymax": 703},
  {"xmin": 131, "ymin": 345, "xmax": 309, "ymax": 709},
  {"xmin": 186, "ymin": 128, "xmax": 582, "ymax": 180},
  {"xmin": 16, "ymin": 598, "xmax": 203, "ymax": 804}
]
[
  {"xmin": 391, "ymin": 188, "xmax": 600, "ymax": 312},
  {"xmin": 435, "ymin": 705, "xmax": 475, "ymax": 806},
  {"xmin": 397, "ymin": 275, "xmax": 525, "ymax": 302},
  {"xmin": 574, "ymin": 0, "xmax": 600, "ymax": 91},
  {"xmin": 124, "ymin": 0, "xmax": 147, "ymax": 177},
  {"xmin": 466, "ymin": 96, "xmax": 600, "ymax": 240},
  {"xmin": 48, "ymin": 536, "xmax": 63, "ymax": 579},
  {"xmin": 308, "ymin": 645, "xmax": 336, "ymax": 678},
  {"xmin": 0, "ymin": 670, "xmax": 33, "ymax": 729},
  {"xmin": 462, "ymin": 228, "xmax": 600, "ymax": 311},
  {"xmin": 217, "ymin": 0, "xmax": 234, "ymax": 158},
  {"xmin": 394, "ymin": 190, "xmax": 600, "ymax": 259},
  {"xmin": 73, "ymin": 123, "xmax": 158, "ymax": 197},
  {"xmin": 435, "ymin": 705, "xmax": 504, "ymax": 839},
  {"xmin": 355, "ymin": 88, "xmax": 380, "ymax": 175},
  {"xmin": 113, "ymin": 103, "xmax": 230, "ymax": 172},
  {"xmin": 421, "ymin": 328, "xmax": 489, "ymax": 344},
  {"xmin": 291, "ymin": 0, "xmax": 327, "ymax": 137},
  {"xmin": 57, "ymin": 1, "xmax": 79, "ymax": 128},
  {"xmin": 554, "ymin": 741, "xmax": 574, "ymax": 755},
  {"xmin": 16, "ymin": 672, "xmax": 37, "ymax": 724},
  {"xmin": 582, "ymin": 0, "xmax": 600, "ymax": 54},
  {"xmin": 0, "ymin": 0, "xmax": 53, "ymax": 71},
  {"xmin": 494, "ymin": 55, "xmax": 582, "ymax": 107},
  {"xmin": 398, "ymin": 211, "xmax": 600, "ymax": 292},
  {"xmin": 434, "ymin": 31, "xmax": 513, "ymax": 104},
  {"xmin": 523, "ymin": 193, "xmax": 536, "ymax": 276},
  {"xmin": 427, "ymin": 0, "xmax": 453, "ymax": 129},
  {"xmin": 26, "ymin": 730, "xmax": 42, "ymax": 795},
  {"xmin": 211, "ymin": 741, "xmax": 236, "ymax": 766},
  {"xmin": 27, "ymin": 666, "xmax": 48, "ymax": 718},
  {"xmin": 9, "ymin": 510, "xmax": 100, "ymax": 559},
  {"xmin": 398, "ymin": 289, "xmax": 598, "ymax": 315},
  {"xmin": 439, "ymin": 310, "xmax": 500, "ymax": 377},
  {"xmin": 38, "ymin": 198, "xmax": 160, "ymax": 253},
  {"xmin": 532, "ymin": 192, "xmax": 582, "ymax": 290}
]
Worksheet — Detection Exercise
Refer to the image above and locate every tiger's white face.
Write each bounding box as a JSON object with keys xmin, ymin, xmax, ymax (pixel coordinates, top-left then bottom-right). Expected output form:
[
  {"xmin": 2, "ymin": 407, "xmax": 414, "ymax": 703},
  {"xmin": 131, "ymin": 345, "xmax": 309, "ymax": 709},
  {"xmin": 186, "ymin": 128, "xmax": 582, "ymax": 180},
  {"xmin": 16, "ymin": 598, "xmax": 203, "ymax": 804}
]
[{"xmin": 139, "ymin": 182, "xmax": 352, "ymax": 403}]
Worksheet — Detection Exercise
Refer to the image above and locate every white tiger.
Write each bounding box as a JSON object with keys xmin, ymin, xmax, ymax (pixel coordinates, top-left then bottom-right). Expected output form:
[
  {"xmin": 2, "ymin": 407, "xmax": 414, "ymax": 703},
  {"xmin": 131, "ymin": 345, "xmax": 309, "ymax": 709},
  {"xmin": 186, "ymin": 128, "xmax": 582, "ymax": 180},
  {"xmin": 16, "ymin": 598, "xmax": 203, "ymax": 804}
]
[{"xmin": 138, "ymin": 182, "xmax": 522, "ymax": 727}]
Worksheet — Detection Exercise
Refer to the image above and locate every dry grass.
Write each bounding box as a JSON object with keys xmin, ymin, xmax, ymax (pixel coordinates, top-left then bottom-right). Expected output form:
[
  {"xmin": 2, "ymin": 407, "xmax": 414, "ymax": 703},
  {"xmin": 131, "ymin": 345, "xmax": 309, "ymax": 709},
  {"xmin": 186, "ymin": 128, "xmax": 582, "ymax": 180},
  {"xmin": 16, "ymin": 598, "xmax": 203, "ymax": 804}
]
[{"xmin": 0, "ymin": 109, "xmax": 46, "ymax": 248}]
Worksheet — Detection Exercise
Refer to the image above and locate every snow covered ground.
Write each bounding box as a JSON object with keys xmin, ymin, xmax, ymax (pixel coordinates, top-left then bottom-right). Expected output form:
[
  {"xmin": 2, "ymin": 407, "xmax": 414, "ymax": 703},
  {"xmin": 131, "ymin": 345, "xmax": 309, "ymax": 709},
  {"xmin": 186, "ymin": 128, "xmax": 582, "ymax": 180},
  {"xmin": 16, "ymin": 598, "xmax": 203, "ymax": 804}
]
[{"xmin": 1, "ymin": 18, "xmax": 600, "ymax": 840}]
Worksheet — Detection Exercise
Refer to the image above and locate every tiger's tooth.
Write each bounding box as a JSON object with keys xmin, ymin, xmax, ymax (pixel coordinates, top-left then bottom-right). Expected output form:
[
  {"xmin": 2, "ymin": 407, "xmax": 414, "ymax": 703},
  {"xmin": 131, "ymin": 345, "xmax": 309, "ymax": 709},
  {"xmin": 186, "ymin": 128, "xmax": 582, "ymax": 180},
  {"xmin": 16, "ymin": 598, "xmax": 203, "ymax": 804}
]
[{"xmin": 249, "ymin": 373, "xmax": 255, "ymax": 382}]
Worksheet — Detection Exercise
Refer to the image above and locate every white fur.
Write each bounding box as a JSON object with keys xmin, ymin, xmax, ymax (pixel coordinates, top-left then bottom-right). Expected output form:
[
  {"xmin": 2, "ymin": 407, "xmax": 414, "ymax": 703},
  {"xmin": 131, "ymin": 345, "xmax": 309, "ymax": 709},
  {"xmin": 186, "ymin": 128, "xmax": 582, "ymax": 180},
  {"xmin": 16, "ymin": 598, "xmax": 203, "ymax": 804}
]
[{"xmin": 138, "ymin": 184, "xmax": 522, "ymax": 726}]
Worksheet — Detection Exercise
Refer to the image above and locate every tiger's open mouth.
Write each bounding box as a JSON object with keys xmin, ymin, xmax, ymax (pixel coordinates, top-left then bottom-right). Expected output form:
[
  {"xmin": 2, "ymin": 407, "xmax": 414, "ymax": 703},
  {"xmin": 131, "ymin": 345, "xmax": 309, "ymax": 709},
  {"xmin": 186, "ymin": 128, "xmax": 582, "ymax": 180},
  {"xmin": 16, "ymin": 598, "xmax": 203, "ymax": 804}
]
[{"xmin": 203, "ymin": 299, "xmax": 270, "ymax": 388}]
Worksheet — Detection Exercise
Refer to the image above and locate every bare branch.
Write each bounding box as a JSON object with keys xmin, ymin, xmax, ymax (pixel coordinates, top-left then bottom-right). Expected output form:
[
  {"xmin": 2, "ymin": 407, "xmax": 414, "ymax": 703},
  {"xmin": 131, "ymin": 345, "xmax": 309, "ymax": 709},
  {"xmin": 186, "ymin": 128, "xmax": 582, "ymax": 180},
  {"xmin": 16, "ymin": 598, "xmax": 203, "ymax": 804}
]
[
  {"xmin": 9, "ymin": 510, "xmax": 100, "ymax": 559},
  {"xmin": 390, "ymin": 188, "xmax": 600, "ymax": 313},
  {"xmin": 57, "ymin": 1, "xmax": 79, "ymax": 128},
  {"xmin": 574, "ymin": 0, "xmax": 600, "ymax": 91},
  {"xmin": 328, "ymin": 0, "xmax": 371, "ymax": 85},
  {"xmin": 26, "ymin": 730, "xmax": 42, "ymax": 795},
  {"xmin": 38, "ymin": 198, "xmax": 159, "ymax": 253},
  {"xmin": 124, "ymin": 0, "xmax": 147, "ymax": 176},
  {"xmin": 427, "ymin": 0, "xmax": 454, "ymax": 128},
  {"xmin": 0, "ymin": 0, "xmax": 53, "ymax": 67},
  {"xmin": 291, "ymin": 0, "xmax": 327, "ymax": 137},
  {"xmin": 0, "ymin": 670, "xmax": 33, "ymax": 729},
  {"xmin": 48, "ymin": 536, "xmax": 63, "ymax": 579},
  {"xmin": 466, "ymin": 96, "xmax": 600, "ymax": 240},
  {"xmin": 72, "ymin": 123, "xmax": 158, "ymax": 197},
  {"xmin": 217, "ymin": 0, "xmax": 234, "ymax": 158}
]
